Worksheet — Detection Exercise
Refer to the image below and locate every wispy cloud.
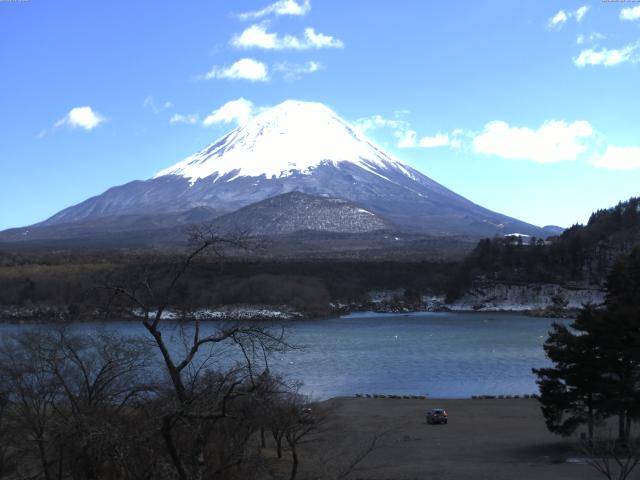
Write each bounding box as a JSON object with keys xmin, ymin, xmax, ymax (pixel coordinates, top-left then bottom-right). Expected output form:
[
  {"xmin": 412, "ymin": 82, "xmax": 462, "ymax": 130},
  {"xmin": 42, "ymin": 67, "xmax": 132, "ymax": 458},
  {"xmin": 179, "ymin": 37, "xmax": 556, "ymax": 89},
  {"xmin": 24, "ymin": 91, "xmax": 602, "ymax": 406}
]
[
  {"xmin": 231, "ymin": 24, "xmax": 343, "ymax": 50},
  {"xmin": 574, "ymin": 42, "xmax": 639, "ymax": 67},
  {"xmin": 143, "ymin": 96, "xmax": 173, "ymax": 113},
  {"xmin": 202, "ymin": 98, "xmax": 256, "ymax": 127},
  {"xmin": 170, "ymin": 113, "xmax": 199, "ymax": 125},
  {"xmin": 273, "ymin": 61, "xmax": 322, "ymax": 81},
  {"xmin": 202, "ymin": 58, "xmax": 269, "ymax": 81},
  {"xmin": 237, "ymin": 0, "xmax": 311, "ymax": 21},
  {"xmin": 472, "ymin": 120, "xmax": 593, "ymax": 163},
  {"xmin": 591, "ymin": 145, "xmax": 640, "ymax": 170},
  {"xmin": 576, "ymin": 32, "xmax": 606, "ymax": 45},
  {"xmin": 547, "ymin": 5, "xmax": 589, "ymax": 30},
  {"xmin": 396, "ymin": 130, "xmax": 451, "ymax": 149},
  {"xmin": 354, "ymin": 113, "xmax": 458, "ymax": 149},
  {"xmin": 354, "ymin": 114, "xmax": 408, "ymax": 135},
  {"xmin": 574, "ymin": 5, "xmax": 589, "ymax": 22},
  {"xmin": 620, "ymin": 5, "xmax": 640, "ymax": 21}
]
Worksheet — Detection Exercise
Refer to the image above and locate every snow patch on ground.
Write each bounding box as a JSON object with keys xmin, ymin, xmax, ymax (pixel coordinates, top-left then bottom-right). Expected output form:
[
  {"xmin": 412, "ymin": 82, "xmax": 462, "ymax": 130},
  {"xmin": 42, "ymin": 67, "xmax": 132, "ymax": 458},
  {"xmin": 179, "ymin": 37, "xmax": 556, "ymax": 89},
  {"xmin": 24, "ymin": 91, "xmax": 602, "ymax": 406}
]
[
  {"xmin": 449, "ymin": 283, "xmax": 605, "ymax": 312},
  {"xmin": 133, "ymin": 305, "xmax": 304, "ymax": 321}
]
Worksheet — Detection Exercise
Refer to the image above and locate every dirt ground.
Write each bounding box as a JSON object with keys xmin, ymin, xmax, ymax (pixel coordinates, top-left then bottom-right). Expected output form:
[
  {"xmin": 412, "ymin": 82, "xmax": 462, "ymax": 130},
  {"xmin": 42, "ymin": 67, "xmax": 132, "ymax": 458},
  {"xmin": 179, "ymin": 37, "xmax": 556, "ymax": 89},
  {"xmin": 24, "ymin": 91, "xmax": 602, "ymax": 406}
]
[{"xmin": 291, "ymin": 397, "xmax": 608, "ymax": 480}]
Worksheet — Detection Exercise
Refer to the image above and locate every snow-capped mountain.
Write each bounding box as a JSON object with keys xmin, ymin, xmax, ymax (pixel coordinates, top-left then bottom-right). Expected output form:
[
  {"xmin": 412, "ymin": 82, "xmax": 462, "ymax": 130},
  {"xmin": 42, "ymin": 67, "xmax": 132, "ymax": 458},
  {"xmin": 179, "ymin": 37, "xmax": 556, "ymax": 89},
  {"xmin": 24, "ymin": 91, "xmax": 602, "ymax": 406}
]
[
  {"xmin": 10, "ymin": 100, "xmax": 551, "ymax": 242},
  {"xmin": 155, "ymin": 101, "xmax": 416, "ymax": 183}
]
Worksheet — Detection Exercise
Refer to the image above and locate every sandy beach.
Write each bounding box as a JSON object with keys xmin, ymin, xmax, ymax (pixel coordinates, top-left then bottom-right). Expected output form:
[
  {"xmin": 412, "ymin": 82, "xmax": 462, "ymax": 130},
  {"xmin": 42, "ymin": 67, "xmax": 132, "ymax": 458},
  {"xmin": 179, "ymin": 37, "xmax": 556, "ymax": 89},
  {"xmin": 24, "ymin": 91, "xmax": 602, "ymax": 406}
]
[{"xmin": 289, "ymin": 397, "xmax": 606, "ymax": 480}]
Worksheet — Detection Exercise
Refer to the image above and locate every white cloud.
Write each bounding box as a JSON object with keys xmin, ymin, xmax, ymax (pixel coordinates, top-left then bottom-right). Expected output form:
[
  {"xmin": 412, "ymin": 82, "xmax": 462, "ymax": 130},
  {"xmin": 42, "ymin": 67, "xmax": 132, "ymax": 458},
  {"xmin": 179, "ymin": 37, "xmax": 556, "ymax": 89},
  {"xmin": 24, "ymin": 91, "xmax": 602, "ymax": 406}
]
[
  {"xmin": 203, "ymin": 58, "xmax": 269, "ymax": 81},
  {"xmin": 418, "ymin": 133, "xmax": 451, "ymax": 148},
  {"xmin": 591, "ymin": 145, "xmax": 640, "ymax": 170},
  {"xmin": 354, "ymin": 113, "xmax": 455, "ymax": 149},
  {"xmin": 304, "ymin": 28, "xmax": 343, "ymax": 49},
  {"xmin": 354, "ymin": 116, "xmax": 387, "ymax": 132},
  {"xmin": 472, "ymin": 120, "xmax": 593, "ymax": 163},
  {"xmin": 170, "ymin": 113, "xmax": 199, "ymax": 125},
  {"xmin": 354, "ymin": 114, "xmax": 407, "ymax": 133},
  {"xmin": 202, "ymin": 98, "xmax": 255, "ymax": 127},
  {"xmin": 449, "ymin": 129, "xmax": 465, "ymax": 149},
  {"xmin": 53, "ymin": 106, "xmax": 105, "ymax": 131},
  {"xmin": 273, "ymin": 61, "xmax": 322, "ymax": 81},
  {"xmin": 396, "ymin": 129, "xmax": 417, "ymax": 148},
  {"xmin": 354, "ymin": 114, "xmax": 598, "ymax": 160},
  {"xmin": 548, "ymin": 10, "xmax": 568, "ymax": 29},
  {"xmin": 547, "ymin": 6, "xmax": 589, "ymax": 30},
  {"xmin": 620, "ymin": 5, "xmax": 640, "ymax": 21},
  {"xmin": 396, "ymin": 130, "xmax": 450, "ymax": 148},
  {"xmin": 574, "ymin": 5, "xmax": 589, "ymax": 22},
  {"xmin": 574, "ymin": 42, "xmax": 639, "ymax": 67},
  {"xmin": 237, "ymin": 0, "xmax": 311, "ymax": 21},
  {"xmin": 143, "ymin": 96, "xmax": 173, "ymax": 113},
  {"xmin": 231, "ymin": 24, "xmax": 343, "ymax": 50},
  {"xmin": 232, "ymin": 24, "xmax": 277, "ymax": 49},
  {"xmin": 577, "ymin": 32, "xmax": 606, "ymax": 45}
]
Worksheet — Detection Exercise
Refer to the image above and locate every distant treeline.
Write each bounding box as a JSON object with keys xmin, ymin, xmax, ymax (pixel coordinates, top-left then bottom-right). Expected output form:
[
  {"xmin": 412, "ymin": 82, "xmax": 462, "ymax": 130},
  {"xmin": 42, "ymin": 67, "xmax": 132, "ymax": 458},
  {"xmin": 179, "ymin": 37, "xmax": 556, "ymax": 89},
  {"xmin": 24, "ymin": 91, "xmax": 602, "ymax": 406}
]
[
  {"xmin": 2, "ymin": 197, "xmax": 639, "ymax": 316},
  {"xmin": 0, "ymin": 251, "xmax": 456, "ymax": 318}
]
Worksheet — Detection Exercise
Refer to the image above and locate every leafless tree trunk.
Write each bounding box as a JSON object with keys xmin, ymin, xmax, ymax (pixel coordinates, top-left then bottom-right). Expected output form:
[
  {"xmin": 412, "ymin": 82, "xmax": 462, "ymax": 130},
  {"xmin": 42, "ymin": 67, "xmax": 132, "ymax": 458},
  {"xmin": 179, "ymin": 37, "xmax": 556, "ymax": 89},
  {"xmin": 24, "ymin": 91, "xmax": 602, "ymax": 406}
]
[
  {"xmin": 308, "ymin": 430, "xmax": 388, "ymax": 480},
  {"xmin": 580, "ymin": 435, "xmax": 640, "ymax": 480},
  {"xmin": 0, "ymin": 329, "xmax": 155, "ymax": 480},
  {"xmin": 105, "ymin": 228, "xmax": 289, "ymax": 480}
]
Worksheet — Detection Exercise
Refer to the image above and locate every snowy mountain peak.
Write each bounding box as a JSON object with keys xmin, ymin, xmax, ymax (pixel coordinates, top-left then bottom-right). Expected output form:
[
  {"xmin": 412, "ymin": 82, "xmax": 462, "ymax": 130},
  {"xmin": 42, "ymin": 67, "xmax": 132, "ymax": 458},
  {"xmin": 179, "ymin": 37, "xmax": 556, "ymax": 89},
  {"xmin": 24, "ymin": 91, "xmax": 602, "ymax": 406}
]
[
  {"xmin": 21, "ymin": 99, "xmax": 549, "ymax": 240},
  {"xmin": 154, "ymin": 100, "xmax": 415, "ymax": 184}
]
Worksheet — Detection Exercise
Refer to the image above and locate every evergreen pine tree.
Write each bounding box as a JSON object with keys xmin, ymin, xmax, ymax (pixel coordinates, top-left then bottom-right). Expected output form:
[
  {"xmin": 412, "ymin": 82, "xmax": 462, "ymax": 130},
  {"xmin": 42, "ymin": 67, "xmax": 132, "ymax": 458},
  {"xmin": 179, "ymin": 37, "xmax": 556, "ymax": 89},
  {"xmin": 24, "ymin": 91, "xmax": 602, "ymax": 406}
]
[{"xmin": 533, "ymin": 305, "xmax": 606, "ymax": 441}]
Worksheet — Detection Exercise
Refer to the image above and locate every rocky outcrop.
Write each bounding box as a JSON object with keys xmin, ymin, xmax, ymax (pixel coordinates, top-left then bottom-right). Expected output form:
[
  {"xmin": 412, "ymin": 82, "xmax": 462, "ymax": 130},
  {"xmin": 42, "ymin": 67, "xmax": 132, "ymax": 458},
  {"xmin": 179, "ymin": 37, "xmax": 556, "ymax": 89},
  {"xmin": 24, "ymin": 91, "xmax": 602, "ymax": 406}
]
[{"xmin": 449, "ymin": 282, "xmax": 605, "ymax": 314}]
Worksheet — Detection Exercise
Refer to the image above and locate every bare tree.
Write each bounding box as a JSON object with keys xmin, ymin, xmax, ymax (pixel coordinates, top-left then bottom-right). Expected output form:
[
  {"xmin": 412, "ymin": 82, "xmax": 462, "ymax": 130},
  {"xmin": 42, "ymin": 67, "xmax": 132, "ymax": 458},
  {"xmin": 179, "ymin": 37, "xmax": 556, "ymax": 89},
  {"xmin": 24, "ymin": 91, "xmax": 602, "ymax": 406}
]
[
  {"xmin": 282, "ymin": 396, "xmax": 320, "ymax": 480},
  {"xmin": 0, "ymin": 331, "xmax": 61, "ymax": 480},
  {"xmin": 0, "ymin": 229, "xmax": 298, "ymax": 480},
  {"xmin": 0, "ymin": 386, "xmax": 10, "ymax": 476},
  {"xmin": 44, "ymin": 330, "xmax": 154, "ymax": 479},
  {"xmin": 579, "ymin": 435, "xmax": 640, "ymax": 480},
  {"xmin": 105, "ymin": 228, "xmax": 290, "ymax": 480},
  {"xmin": 308, "ymin": 430, "xmax": 388, "ymax": 480},
  {"xmin": 0, "ymin": 329, "xmax": 155, "ymax": 480}
]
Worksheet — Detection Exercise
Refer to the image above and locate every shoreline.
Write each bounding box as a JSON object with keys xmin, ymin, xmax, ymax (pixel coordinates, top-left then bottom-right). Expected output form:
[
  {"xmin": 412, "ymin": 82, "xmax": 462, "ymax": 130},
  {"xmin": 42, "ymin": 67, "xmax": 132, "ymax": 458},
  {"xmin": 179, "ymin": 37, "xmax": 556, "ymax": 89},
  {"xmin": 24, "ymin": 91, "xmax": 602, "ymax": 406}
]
[
  {"xmin": 0, "ymin": 304, "xmax": 576, "ymax": 323},
  {"xmin": 0, "ymin": 302, "xmax": 578, "ymax": 323},
  {"xmin": 348, "ymin": 392, "xmax": 539, "ymax": 400}
]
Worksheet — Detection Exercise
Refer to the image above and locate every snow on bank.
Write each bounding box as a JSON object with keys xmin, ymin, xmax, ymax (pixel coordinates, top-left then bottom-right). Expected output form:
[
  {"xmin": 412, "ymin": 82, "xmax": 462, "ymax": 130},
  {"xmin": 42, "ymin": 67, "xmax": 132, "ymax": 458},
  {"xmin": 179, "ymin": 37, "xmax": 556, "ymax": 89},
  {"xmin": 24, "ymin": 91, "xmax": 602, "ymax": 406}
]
[
  {"xmin": 448, "ymin": 283, "xmax": 605, "ymax": 312},
  {"xmin": 365, "ymin": 284, "xmax": 606, "ymax": 314},
  {"xmin": 132, "ymin": 305, "xmax": 304, "ymax": 321}
]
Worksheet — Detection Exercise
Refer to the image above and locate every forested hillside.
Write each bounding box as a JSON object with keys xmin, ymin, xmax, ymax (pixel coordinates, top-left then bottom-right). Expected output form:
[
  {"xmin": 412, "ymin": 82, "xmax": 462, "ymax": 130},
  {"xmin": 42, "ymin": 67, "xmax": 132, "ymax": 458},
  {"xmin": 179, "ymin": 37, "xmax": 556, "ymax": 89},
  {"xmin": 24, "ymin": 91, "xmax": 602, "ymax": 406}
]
[{"xmin": 447, "ymin": 197, "xmax": 640, "ymax": 299}]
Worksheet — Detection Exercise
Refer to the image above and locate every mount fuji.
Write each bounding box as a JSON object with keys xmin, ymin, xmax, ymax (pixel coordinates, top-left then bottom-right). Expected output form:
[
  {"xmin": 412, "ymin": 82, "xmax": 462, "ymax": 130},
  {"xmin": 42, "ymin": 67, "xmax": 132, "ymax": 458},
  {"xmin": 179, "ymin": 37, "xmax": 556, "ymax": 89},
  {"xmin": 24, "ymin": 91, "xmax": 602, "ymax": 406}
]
[{"xmin": 1, "ymin": 100, "xmax": 554, "ymax": 248}]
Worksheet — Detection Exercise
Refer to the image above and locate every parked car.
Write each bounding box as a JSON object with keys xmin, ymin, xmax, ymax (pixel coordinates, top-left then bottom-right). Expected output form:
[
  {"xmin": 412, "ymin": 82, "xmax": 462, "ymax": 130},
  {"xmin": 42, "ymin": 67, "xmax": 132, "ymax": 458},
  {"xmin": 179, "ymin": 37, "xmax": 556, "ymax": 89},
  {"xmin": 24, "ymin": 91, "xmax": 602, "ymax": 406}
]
[{"xmin": 426, "ymin": 408, "xmax": 448, "ymax": 424}]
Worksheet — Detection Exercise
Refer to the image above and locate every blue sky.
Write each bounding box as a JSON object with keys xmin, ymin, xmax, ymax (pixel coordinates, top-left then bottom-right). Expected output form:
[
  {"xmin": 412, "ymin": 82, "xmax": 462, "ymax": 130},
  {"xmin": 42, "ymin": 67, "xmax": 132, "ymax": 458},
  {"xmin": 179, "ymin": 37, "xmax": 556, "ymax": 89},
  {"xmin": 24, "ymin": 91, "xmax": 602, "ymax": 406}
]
[{"xmin": 1, "ymin": 0, "xmax": 639, "ymax": 230}]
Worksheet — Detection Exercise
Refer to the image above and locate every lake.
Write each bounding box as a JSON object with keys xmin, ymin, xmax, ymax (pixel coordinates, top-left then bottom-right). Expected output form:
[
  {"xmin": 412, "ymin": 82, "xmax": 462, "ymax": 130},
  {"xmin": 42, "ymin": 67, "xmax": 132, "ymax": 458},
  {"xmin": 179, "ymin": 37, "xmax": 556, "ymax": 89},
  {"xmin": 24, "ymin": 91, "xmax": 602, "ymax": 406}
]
[{"xmin": 0, "ymin": 311, "xmax": 562, "ymax": 399}]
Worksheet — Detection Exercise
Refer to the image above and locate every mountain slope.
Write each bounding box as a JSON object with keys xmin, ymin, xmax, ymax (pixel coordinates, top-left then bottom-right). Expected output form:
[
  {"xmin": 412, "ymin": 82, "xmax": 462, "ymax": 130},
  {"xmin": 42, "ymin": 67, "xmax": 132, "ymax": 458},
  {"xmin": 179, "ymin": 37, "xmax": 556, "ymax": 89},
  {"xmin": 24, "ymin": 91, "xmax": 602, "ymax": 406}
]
[
  {"xmin": 210, "ymin": 191, "xmax": 390, "ymax": 236},
  {"xmin": 7, "ymin": 100, "xmax": 550, "ymax": 243}
]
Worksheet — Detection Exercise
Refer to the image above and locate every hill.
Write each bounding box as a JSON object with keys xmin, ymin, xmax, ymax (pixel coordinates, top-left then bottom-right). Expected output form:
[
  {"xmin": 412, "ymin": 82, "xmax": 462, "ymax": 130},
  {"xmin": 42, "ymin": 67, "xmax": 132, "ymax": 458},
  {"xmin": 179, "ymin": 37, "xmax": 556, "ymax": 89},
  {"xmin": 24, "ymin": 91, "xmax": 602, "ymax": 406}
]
[{"xmin": 447, "ymin": 196, "xmax": 640, "ymax": 299}]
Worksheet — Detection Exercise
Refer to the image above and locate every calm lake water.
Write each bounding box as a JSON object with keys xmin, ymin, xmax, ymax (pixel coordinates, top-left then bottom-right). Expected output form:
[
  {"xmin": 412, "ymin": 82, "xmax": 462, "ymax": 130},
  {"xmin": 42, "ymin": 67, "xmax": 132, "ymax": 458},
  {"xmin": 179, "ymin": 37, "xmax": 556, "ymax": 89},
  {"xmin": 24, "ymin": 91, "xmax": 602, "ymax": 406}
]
[{"xmin": 0, "ymin": 311, "xmax": 563, "ymax": 399}]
